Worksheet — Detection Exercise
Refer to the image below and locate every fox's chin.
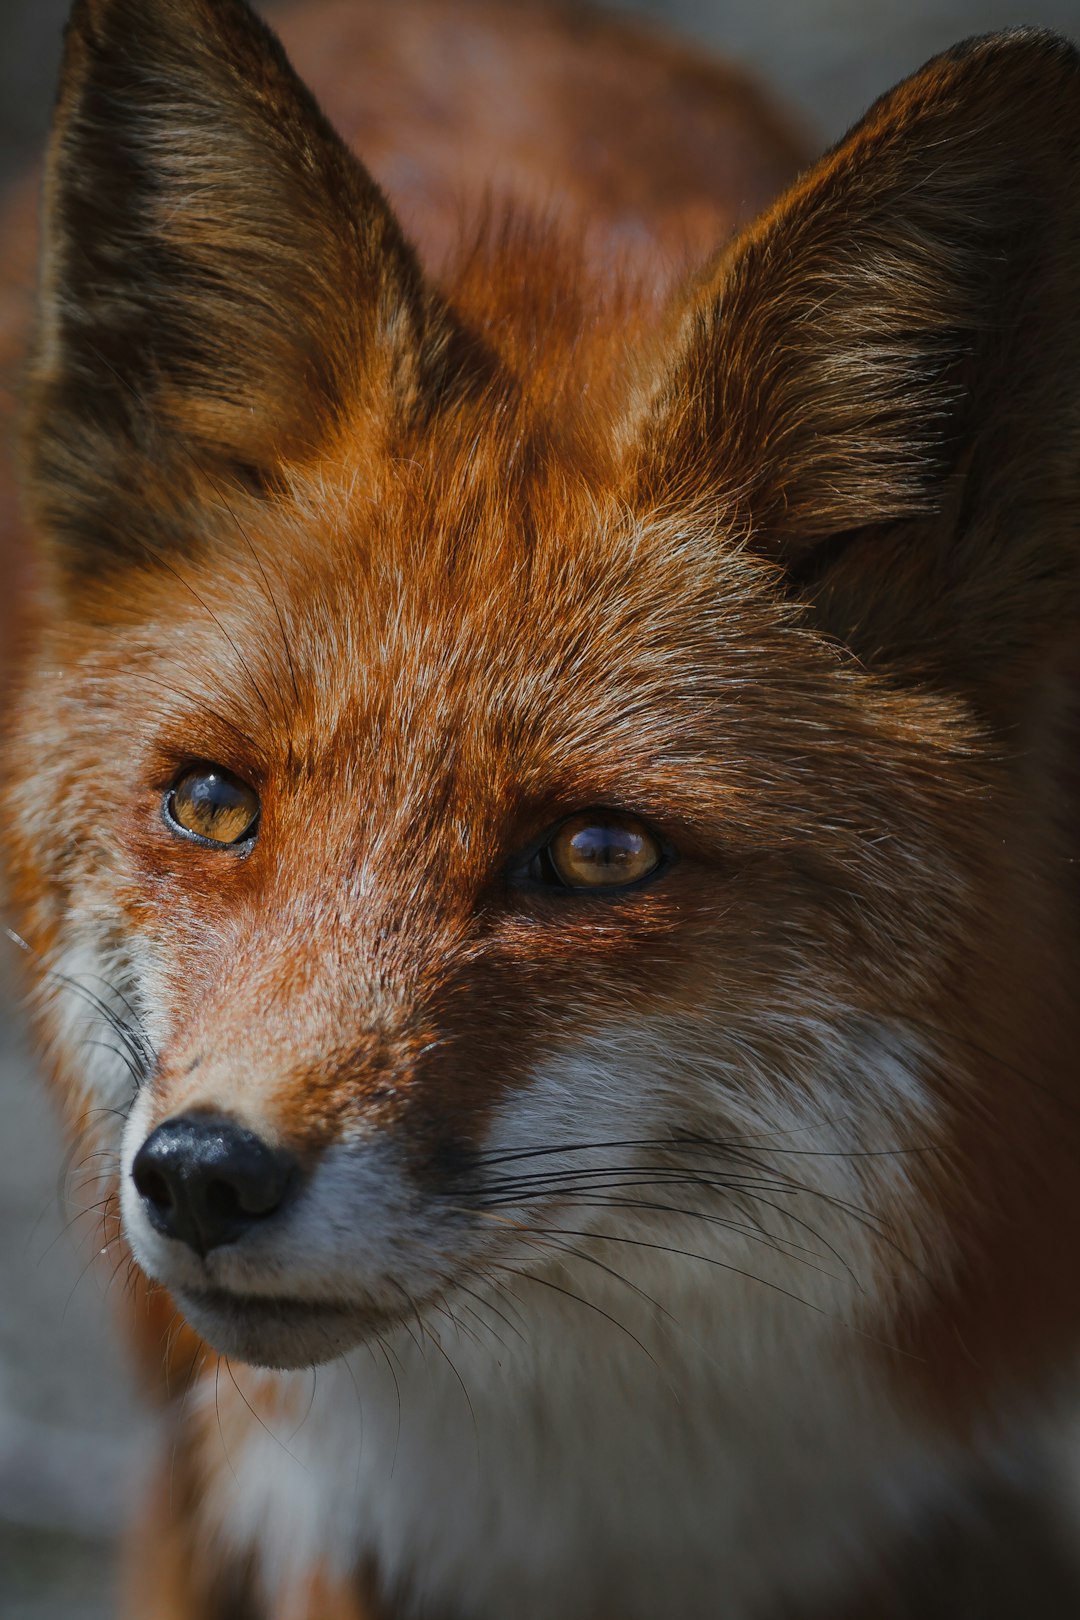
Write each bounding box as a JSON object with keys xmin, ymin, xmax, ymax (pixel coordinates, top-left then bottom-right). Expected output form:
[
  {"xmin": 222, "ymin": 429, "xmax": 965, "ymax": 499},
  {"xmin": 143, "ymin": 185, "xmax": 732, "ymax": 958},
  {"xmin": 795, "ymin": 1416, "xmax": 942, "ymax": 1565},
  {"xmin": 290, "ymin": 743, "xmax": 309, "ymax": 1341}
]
[{"xmin": 174, "ymin": 1286, "xmax": 386, "ymax": 1369}]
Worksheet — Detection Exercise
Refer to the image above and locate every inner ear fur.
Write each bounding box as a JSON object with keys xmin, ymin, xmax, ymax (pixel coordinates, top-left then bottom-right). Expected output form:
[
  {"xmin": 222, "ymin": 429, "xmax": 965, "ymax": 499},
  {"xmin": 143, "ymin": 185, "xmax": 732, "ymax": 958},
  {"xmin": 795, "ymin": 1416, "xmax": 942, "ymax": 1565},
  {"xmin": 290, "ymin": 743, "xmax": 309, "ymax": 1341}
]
[
  {"xmin": 636, "ymin": 30, "xmax": 1080, "ymax": 703},
  {"xmin": 24, "ymin": 0, "xmax": 464, "ymax": 570}
]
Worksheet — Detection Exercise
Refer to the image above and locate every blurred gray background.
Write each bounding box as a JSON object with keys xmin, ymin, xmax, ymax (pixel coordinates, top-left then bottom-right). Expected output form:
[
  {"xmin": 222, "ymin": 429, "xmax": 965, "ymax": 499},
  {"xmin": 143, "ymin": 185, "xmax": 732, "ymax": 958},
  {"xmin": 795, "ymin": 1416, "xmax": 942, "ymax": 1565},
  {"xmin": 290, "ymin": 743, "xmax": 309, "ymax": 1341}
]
[{"xmin": 2, "ymin": 0, "xmax": 1080, "ymax": 1617}]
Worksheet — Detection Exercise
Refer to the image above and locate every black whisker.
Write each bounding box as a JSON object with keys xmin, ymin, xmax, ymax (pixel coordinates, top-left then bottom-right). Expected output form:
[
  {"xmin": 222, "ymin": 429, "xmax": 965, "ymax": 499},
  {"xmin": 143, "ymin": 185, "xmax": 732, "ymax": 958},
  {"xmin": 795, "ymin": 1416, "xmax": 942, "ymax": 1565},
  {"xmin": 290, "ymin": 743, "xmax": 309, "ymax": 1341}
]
[
  {"xmin": 515, "ymin": 1196, "xmax": 854, "ymax": 1289},
  {"xmin": 225, "ymin": 1358, "xmax": 309, "ymax": 1470},
  {"xmin": 213, "ymin": 1358, "xmax": 240, "ymax": 1485}
]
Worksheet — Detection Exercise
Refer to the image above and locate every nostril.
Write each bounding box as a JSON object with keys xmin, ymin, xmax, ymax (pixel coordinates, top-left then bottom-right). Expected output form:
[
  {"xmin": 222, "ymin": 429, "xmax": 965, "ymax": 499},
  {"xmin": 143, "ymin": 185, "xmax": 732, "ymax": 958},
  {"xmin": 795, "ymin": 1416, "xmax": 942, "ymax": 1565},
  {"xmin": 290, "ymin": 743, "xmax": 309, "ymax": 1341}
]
[
  {"xmin": 202, "ymin": 1171, "xmax": 289, "ymax": 1224},
  {"xmin": 132, "ymin": 1162, "xmax": 174, "ymax": 1211},
  {"xmin": 205, "ymin": 1177, "xmax": 244, "ymax": 1225},
  {"xmin": 131, "ymin": 1113, "xmax": 299, "ymax": 1256}
]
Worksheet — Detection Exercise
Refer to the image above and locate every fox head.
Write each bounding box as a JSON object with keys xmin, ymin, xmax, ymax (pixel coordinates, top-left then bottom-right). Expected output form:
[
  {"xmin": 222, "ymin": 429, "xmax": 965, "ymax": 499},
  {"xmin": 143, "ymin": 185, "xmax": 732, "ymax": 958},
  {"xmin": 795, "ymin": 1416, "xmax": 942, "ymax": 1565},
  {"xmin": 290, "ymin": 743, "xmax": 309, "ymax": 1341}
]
[{"xmin": 4, "ymin": 0, "xmax": 1079, "ymax": 1413}]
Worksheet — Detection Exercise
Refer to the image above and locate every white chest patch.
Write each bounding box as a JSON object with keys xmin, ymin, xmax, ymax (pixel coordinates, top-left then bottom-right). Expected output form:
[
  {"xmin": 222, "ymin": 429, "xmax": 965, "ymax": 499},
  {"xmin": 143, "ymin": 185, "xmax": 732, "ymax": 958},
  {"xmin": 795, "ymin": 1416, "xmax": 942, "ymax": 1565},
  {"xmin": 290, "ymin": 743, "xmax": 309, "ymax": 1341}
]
[
  {"xmin": 202, "ymin": 1283, "xmax": 955, "ymax": 1620},
  {"xmin": 194, "ymin": 1016, "xmax": 955, "ymax": 1620}
]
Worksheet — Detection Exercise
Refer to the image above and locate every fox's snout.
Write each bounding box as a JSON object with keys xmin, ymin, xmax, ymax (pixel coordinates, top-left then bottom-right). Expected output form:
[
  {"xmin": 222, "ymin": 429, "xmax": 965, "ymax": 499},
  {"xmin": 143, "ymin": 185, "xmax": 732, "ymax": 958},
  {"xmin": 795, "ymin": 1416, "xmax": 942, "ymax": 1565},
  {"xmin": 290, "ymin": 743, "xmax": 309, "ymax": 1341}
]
[
  {"xmin": 131, "ymin": 1112, "xmax": 298, "ymax": 1257},
  {"xmin": 4, "ymin": 0, "xmax": 1080, "ymax": 1608}
]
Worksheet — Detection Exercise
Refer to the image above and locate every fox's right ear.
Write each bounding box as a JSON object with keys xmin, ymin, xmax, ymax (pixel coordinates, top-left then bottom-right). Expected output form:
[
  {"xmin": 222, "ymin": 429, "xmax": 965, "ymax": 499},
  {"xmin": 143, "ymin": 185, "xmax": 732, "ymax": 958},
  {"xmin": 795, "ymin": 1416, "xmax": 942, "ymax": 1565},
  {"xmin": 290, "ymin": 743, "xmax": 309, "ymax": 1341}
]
[
  {"xmin": 24, "ymin": 0, "xmax": 461, "ymax": 573},
  {"xmin": 631, "ymin": 30, "xmax": 1080, "ymax": 718}
]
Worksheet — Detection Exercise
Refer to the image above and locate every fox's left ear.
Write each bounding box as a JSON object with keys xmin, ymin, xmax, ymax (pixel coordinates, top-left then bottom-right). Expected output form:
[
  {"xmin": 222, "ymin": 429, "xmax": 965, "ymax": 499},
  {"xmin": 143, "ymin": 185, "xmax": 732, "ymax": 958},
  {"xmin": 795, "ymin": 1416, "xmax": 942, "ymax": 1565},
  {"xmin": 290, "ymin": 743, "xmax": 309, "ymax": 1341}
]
[
  {"xmin": 638, "ymin": 30, "xmax": 1080, "ymax": 703},
  {"xmin": 25, "ymin": 0, "xmax": 465, "ymax": 571}
]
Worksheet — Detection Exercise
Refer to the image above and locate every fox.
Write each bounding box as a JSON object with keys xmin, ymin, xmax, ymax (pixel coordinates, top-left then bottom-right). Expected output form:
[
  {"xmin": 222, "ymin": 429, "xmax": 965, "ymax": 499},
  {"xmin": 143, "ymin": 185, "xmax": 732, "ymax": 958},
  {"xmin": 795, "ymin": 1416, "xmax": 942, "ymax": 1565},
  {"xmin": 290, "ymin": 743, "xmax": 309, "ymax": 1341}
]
[{"xmin": 2, "ymin": 0, "xmax": 1079, "ymax": 1616}]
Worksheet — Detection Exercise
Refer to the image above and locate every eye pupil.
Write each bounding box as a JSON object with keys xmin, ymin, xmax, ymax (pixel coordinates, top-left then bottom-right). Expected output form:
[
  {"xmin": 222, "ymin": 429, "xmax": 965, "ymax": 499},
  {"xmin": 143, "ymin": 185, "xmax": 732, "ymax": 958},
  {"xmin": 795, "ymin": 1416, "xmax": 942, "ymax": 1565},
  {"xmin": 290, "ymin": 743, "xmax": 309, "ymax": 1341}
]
[
  {"xmin": 166, "ymin": 766, "xmax": 260, "ymax": 847},
  {"xmin": 569, "ymin": 826, "xmax": 640, "ymax": 871},
  {"xmin": 545, "ymin": 812, "xmax": 662, "ymax": 891}
]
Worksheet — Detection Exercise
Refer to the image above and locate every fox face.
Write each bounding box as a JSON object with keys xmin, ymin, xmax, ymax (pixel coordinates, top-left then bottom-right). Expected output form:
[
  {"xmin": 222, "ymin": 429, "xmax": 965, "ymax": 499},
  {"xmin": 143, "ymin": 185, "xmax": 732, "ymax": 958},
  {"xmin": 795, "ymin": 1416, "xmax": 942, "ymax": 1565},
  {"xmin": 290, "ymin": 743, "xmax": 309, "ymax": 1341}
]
[
  {"xmin": 78, "ymin": 450, "xmax": 968, "ymax": 1370},
  {"xmin": 5, "ymin": 0, "xmax": 1080, "ymax": 1445}
]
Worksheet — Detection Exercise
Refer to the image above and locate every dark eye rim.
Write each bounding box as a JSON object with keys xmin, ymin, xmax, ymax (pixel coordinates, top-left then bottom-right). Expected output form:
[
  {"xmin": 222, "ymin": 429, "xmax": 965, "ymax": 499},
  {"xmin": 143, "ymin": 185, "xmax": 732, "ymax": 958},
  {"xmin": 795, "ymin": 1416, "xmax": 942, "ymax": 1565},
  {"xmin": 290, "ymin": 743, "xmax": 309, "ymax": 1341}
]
[
  {"xmin": 507, "ymin": 808, "xmax": 674, "ymax": 897},
  {"xmin": 161, "ymin": 764, "xmax": 261, "ymax": 853}
]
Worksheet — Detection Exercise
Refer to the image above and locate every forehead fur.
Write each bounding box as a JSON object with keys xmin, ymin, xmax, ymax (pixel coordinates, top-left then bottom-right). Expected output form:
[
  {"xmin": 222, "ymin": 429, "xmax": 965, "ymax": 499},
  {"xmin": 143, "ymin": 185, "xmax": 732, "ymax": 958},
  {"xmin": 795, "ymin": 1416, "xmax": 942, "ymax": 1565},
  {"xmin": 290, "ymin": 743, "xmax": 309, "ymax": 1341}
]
[{"xmin": 64, "ymin": 421, "xmax": 971, "ymax": 846}]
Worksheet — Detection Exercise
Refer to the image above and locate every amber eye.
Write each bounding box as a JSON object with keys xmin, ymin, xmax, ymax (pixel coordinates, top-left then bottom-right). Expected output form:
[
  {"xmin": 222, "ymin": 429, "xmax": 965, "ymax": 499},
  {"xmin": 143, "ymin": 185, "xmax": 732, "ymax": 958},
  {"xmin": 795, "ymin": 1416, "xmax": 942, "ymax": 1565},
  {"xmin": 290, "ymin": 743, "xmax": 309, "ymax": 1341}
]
[
  {"xmin": 165, "ymin": 765, "xmax": 260, "ymax": 847},
  {"xmin": 528, "ymin": 810, "xmax": 665, "ymax": 892}
]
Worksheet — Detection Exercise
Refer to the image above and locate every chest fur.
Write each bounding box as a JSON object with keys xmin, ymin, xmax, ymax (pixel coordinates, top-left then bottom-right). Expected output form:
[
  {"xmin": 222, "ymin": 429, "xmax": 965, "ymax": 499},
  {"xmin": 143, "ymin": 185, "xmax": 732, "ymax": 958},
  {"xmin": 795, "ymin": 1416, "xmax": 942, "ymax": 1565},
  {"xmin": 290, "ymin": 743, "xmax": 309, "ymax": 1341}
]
[{"xmin": 197, "ymin": 1276, "xmax": 954, "ymax": 1620}]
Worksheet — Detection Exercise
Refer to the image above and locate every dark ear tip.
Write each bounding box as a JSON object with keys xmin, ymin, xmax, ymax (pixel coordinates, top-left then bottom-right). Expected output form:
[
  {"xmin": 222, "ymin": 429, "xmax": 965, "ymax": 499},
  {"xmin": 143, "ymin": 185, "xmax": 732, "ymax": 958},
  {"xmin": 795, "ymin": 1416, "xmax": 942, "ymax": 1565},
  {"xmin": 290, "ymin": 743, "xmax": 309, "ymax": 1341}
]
[
  {"xmin": 62, "ymin": 0, "xmax": 254, "ymax": 59},
  {"xmin": 61, "ymin": 0, "xmax": 145, "ymax": 67},
  {"xmin": 63, "ymin": 0, "xmax": 135, "ymax": 49},
  {"xmin": 61, "ymin": 0, "xmax": 96, "ymax": 54},
  {"xmin": 829, "ymin": 24, "xmax": 1080, "ymax": 165},
  {"xmin": 908, "ymin": 25, "xmax": 1080, "ymax": 102},
  {"xmin": 940, "ymin": 26, "xmax": 1079, "ymax": 68}
]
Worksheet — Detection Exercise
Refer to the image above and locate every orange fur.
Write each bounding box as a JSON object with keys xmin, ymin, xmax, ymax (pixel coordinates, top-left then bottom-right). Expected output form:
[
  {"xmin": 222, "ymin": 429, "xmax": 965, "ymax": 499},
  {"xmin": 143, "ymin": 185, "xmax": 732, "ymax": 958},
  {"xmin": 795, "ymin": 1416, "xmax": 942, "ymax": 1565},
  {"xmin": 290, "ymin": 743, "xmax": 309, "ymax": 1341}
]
[{"xmin": 1, "ymin": 2, "xmax": 1078, "ymax": 1617}]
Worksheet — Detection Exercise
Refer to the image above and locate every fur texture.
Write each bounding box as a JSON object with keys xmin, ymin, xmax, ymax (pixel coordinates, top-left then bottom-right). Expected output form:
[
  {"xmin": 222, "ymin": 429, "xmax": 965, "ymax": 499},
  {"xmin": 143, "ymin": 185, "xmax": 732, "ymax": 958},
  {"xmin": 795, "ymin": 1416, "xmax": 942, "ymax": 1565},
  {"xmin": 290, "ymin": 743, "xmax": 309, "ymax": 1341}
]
[{"xmin": 1, "ymin": 2, "xmax": 1079, "ymax": 1617}]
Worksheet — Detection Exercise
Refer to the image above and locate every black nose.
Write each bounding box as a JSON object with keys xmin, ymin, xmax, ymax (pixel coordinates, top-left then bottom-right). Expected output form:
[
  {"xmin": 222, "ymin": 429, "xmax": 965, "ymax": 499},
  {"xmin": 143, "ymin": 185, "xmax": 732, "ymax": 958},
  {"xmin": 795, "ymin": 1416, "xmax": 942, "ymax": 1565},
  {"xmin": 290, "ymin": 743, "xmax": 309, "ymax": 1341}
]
[{"xmin": 132, "ymin": 1113, "xmax": 298, "ymax": 1257}]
